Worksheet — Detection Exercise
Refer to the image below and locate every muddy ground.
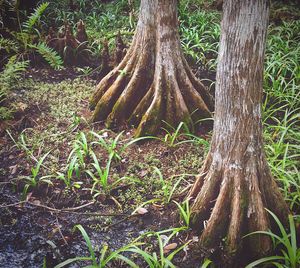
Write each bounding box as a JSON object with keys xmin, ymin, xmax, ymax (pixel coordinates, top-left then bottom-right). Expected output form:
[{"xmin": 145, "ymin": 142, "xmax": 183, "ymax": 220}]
[{"xmin": 0, "ymin": 67, "xmax": 216, "ymax": 267}]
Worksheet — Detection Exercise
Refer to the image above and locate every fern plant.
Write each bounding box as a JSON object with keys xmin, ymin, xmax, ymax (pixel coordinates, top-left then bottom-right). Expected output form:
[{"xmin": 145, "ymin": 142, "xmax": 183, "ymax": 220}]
[
  {"xmin": 0, "ymin": 38, "xmax": 19, "ymax": 53},
  {"xmin": 0, "ymin": 56, "xmax": 29, "ymax": 85},
  {"xmin": 31, "ymin": 42, "xmax": 64, "ymax": 70},
  {"xmin": 0, "ymin": 56, "xmax": 29, "ymax": 120},
  {"xmin": 0, "ymin": 56, "xmax": 29, "ymax": 100},
  {"xmin": 1, "ymin": 1, "xmax": 63, "ymax": 70},
  {"xmin": 22, "ymin": 2, "xmax": 49, "ymax": 33}
]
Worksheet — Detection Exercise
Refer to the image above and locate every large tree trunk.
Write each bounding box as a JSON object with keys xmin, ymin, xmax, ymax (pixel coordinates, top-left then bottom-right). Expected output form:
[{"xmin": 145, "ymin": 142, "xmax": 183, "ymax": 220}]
[
  {"xmin": 90, "ymin": 0, "xmax": 213, "ymax": 137},
  {"xmin": 189, "ymin": 0, "xmax": 288, "ymax": 264}
]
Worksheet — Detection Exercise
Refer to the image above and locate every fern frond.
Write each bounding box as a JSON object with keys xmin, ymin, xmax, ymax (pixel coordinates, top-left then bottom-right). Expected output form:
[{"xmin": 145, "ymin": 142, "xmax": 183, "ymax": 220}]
[
  {"xmin": 0, "ymin": 37, "xmax": 19, "ymax": 52},
  {"xmin": 32, "ymin": 42, "xmax": 64, "ymax": 70},
  {"xmin": 1, "ymin": 56, "xmax": 29, "ymax": 83},
  {"xmin": 22, "ymin": 2, "xmax": 49, "ymax": 32},
  {"xmin": 0, "ymin": 56, "xmax": 29, "ymax": 100}
]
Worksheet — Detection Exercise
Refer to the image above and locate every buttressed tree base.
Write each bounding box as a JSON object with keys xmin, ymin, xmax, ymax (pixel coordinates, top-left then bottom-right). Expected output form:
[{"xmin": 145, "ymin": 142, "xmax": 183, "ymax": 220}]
[
  {"xmin": 90, "ymin": 0, "xmax": 213, "ymax": 137},
  {"xmin": 189, "ymin": 0, "xmax": 288, "ymax": 264}
]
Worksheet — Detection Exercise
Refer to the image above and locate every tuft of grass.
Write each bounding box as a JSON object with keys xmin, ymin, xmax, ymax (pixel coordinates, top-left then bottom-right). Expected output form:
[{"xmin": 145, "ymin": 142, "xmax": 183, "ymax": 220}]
[
  {"xmin": 245, "ymin": 209, "xmax": 300, "ymax": 268},
  {"xmin": 129, "ymin": 227, "xmax": 190, "ymax": 268},
  {"xmin": 55, "ymin": 224, "xmax": 139, "ymax": 268},
  {"xmin": 263, "ymin": 20, "xmax": 300, "ymax": 211},
  {"xmin": 19, "ymin": 151, "xmax": 53, "ymax": 199},
  {"xmin": 173, "ymin": 199, "xmax": 191, "ymax": 227}
]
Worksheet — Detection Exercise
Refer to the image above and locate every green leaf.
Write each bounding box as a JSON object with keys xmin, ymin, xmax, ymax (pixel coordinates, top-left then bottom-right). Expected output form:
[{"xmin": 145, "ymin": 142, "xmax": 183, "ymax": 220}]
[
  {"xmin": 54, "ymin": 257, "xmax": 93, "ymax": 268},
  {"xmin": 30, "ymin": 42, "xmax": 63, "ymax": 70},
  {"xmin": 73, "ymin": 225, "xmax": 96, "ymax": 265},
  {"xmin": 245, "ymin": 256, "xmax": 285, "ymax": 268},
  {"xmin": 23, "ymin": 2, "xmax": 49, "ymax": 32},
  {"xmin": 200, "ymin": 258, "xmax": 213, "ymax": 268}
]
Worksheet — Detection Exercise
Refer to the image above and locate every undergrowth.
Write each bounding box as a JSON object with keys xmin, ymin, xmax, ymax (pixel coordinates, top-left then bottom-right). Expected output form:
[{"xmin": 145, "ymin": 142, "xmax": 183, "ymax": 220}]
[{"xmin": 1, "ymin": 1, "xmax": 299, "ymax": 268}]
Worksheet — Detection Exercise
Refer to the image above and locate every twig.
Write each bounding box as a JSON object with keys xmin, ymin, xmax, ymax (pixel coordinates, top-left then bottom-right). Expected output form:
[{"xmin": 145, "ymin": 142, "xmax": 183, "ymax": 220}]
[
  {"xmin": 58, "ymin": 210, "xmax": 127, "ymax": 217},
  {"xmin": 0, "ymin": 200, "xmax": 127, "ymax": 217},
  {"xmin": 55, "ymin": 215, "xmax": 69, "ymax": 245},
  {"xmin": 0, "ymin": 200, "xmax": 26, "ymax": 208},
  {"xmin": 104, "ymin": 214, "xmax": 139, "ymax": 229},
  {"xmin": 0, "ymin": 181, "xmax": 14, "ymax": 185},
  {"xmin": 27, "ymin": 200, "xmax": 95, "ymax": 212}
]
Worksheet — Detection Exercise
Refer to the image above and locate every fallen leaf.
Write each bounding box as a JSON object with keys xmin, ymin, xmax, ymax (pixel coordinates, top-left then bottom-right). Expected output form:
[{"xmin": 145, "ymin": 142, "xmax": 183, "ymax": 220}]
[
  {"xmin": 136, "ymin": 207, "xmax": 148, "ymax": 215},
  {"xmin": 31, "ymin": 199, "xmax": 41, "ymax": 205},
  {"xmin": 139, "ymin": 170, "xmax": 147, "ymax": 177},
  {"xmin": 25, "ymin": 192, "xmax": 33, "ymax": 201},
  {"xmin": 163, "ymin": 242, "xmax": 178, "ymax": 253},
  {"xmin": 16, "ymin": 102, "xmax": 28, "ymax": 111},
  {"xmin": 9, "ymin": 165, "xmax": 18, "ymax": 175},
  {"xmin": 192, "ymin": 236, "xmax": 199, "ymax": 242}
]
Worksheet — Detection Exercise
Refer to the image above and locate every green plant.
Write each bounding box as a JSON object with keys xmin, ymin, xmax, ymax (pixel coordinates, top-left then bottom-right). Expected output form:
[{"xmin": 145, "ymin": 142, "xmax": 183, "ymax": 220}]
[
  {"xmin": 75, "ymin": 66, "xmax": 93, "ymax": 76},
  {"xmin": 30, "ymin": 42, "xmax": 63, "ymax": 69},
  {"xmin": 22, "ymin": 2, "xmax": 49, "ymax": 33},
  {"xmin": 153, "ymin": 167, "xmax": 193, "ymax": 204},
  {"xmin": 245, "ymin": 209, "xmax": 300, "ymax": 268},
  {"xmin": 6, "ymin": 131, "xmax": 45, "ymax": 167},
  {"xmin": 261, "ymin": 20, "xmax": 300, "ymax": 211},
  {"xmin": 67, "ymin": 132, "xmax": 92, "ymax": 178},
  {"xmin": 128, "ymin": 227, "xmax": 190, "ymax": 268},
  {"xmin": 154, "ymin": 167, "xmax": 171, "ymax": 203},
  {"xmin": 91, "ymin": 130, "xmax": 152, "ymax": 162},
  {"xmin": 55, "ymin": 171, "xmax": 82, "ymax": 190},
  {"xmin": 200, "ymin": 258, "xmax": 214, "ymax": 268},
  {"xmin": 0, "ymin": 56, "xmax": 29, "ymax": 85},
  {"xmin": 160, "ymin": 121, "xmax": 194, "ymax": 148},
  {"xmin": 85, "ymin": 151, "xmax": 113, "ymax": 195},
  {"xmin": 179, "ymin": 9, "xmax": 220, "ymax": 70},
  {"xmin": 91, "ymin": 131, "xmax": 124, "ymax": 162},
  {"xmin": 0, "ymin": 107, "xmax": 13, "ymax": 120},
  {"xmin": 20, "ymin": 151, "xmax": 53, "ymax": 199},
  {"xmin": 1, "ymin": 2, "xmax": 63, "ymax": 70},
  {"xmin": 55, "ymin": 224, "xmax": 139, "ymax": 268},
  {"xmin": 173, "ymin": 199, "xmax": 191, "ymax": 227},
  {"xmin": 85, "ymin": 151, "xmax": 138, "ymax": 197},
  {"xmin": 0, "ymin": 56, "xmax": 29, "ymax": 118},
  {"xmin": 185, "ymin": 133, "xmax": 210, "ymax": 153}
]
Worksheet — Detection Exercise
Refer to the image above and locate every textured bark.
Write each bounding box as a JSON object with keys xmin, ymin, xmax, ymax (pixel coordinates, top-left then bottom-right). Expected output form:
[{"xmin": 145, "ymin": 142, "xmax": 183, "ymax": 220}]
[
  {"xmin": 76, "ymin": 20, "xmax": 88, "ymax": 43},
  {"xmin": 189, "ymin": 0, "xmax": 288, "ymax": 264},
  {"xmin": 90, "ymin": 0, "xmax": 213, "ymax": 137},
  {"xmin": 114, "ymin": 31, "xmax": 126, "ymax": 65},
  {"xmin": 46, "ymin": 21, "xmax": 89, "ymax": 66}
]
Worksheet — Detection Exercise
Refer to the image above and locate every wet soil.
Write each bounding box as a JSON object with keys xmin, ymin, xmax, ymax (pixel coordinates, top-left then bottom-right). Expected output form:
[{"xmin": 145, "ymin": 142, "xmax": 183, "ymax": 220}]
[{"xmin": 0, "ymin": 68, "xmax": 211, "ymax": 268}]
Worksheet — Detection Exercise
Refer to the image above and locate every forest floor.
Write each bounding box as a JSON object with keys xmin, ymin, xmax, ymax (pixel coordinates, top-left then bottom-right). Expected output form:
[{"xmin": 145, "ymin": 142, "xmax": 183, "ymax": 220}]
[{"xmin": 0, "ymin": 67, "xmax": 214, "ymax": 267}]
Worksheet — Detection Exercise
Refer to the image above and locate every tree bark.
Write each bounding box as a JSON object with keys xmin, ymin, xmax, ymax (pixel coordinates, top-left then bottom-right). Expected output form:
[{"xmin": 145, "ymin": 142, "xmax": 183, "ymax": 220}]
[
  {"xmin": 90, "ymin": 0, "xmax": 213, "ymax": 137},
  {"xmin": 189, "ymin": 0, "xmax": 288, "ymax": 264}
]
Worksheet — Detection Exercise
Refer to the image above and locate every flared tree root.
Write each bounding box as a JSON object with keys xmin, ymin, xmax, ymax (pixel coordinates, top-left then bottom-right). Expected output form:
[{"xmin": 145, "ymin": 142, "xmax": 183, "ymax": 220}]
[
  {"xmin": 90, "ymin": 1, "xmax": 214, "ymax": 137},
  {"xmin": 189, "ymin": 152, "xmax": 289, "ymax": 263}
]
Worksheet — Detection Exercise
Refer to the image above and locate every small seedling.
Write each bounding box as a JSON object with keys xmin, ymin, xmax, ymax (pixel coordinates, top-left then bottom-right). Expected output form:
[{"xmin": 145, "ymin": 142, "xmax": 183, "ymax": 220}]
[
  {"xmin": 245, "ymin": 209, "xmax": 300, "ymax": 268},
  {"xmin": 55, "ymin": 224, "xmax": 139, "ymax": 268},
  {"xmin": 128, "ymin": 227, "xmax": 190, "ymax": 268},
  {"xmin": 21, "ymin": 151, "xmax": 52, "ymax": 199},
  {"xmin": 173, "ymin": 199, "xmax": 191, "ymax": 227}
]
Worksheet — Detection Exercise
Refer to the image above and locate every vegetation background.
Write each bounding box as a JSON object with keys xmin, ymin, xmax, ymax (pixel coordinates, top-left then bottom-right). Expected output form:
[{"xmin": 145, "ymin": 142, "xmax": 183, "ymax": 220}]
[{"xmin": 0, "ymin": 0, "xmax": 299, "ymax": 267}]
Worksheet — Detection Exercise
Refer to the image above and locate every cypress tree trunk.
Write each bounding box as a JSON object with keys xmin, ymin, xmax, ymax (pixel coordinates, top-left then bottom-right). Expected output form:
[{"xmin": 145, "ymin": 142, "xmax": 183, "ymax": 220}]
[
  {"xmin": 189, "ymin": 0, "xmax": 288, "ymax": 263},
  {"xmin": 90, "ymin": 0, "xmax": 213, "ymax": 137}
]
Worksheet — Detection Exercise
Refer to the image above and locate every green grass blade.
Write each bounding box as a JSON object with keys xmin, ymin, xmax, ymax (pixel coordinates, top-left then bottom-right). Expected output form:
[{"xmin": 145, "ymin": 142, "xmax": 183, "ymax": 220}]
[
  {"xmin": 245, "ymin": 256, "xmax": 285, "ymax": 268},
  {"xmin": 74, "ymin": 225, "xmax": 96, "ymax": 265}
]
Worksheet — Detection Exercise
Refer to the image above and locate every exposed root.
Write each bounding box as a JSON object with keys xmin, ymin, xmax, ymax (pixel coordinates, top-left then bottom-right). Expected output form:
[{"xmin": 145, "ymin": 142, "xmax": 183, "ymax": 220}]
[
  {"xmin": 91, "ymin": 40, "xmax": 213, "ymax": 136},
  {"xmin": 190, "ymin": 154, "xmax": 289, "ymax": 263},
  {"xmin": 90, "ymin": 2, "xmax": 213, "ymax": 136}
]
